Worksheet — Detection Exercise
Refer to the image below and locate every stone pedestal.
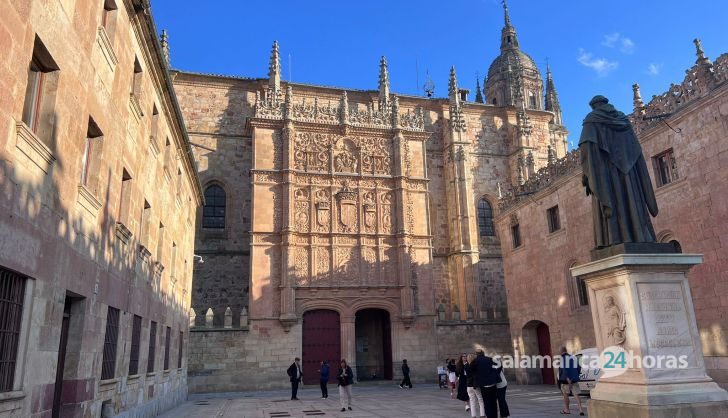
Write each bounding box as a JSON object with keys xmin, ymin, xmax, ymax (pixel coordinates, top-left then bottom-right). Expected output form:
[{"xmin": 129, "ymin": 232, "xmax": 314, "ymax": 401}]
[{"xmin": 571, "ymin": 254, "xmax": 728, "ymax": 418}]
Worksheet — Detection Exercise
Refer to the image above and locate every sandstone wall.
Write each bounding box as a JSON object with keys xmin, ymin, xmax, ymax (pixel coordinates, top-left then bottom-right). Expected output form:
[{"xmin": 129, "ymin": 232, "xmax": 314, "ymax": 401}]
[{"xmin": 0, "ymin": 0, "xmax": 200, "ymax": 416}]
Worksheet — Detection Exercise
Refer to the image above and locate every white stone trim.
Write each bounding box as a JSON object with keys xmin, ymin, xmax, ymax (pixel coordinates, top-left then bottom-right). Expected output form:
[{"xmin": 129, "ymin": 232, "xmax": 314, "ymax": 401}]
[
  {"xmin": 77, "ymin": 184, "xmax": 102, "ymax": 218},
  {"xmin": 571, "ymin": 253, "xmax": 703, "ymax": 278},
  {"xmin": 15, "ymin": 122, "xmax": 56, "ymax": 174},
  {"xmin": 96, "ymin": 26, "xmax": 118, "ymax": 72}
]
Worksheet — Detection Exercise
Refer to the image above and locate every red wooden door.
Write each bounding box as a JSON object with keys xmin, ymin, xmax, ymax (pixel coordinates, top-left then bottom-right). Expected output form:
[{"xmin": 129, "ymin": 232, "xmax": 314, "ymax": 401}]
[
  {"xmin": 302, "ymin": 310, "xmax": 341, "ymax": 385},
  {"xmin": 536, "ymin": 323, "xmax": 555, "ymax": 385}
]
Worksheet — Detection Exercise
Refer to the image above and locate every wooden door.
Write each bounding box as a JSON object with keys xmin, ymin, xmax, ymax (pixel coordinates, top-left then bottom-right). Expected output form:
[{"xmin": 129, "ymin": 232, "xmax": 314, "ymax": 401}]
[
  {"xmin": 302, "ymin": 310, "xmax": 341, "ymax": 385},
  {"xmin": 536, "ymin": 322, "xmax": 555, "ymax": 385}
]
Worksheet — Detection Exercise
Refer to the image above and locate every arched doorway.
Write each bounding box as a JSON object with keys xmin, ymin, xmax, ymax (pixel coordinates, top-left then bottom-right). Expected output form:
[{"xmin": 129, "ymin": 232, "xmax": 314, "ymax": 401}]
[
  {"xmin": 302, "ymin": 309, "xmax": 341, "ymax": 385},
  {"xmin": 354, "ymin": 309, "xmax": 392, "ymax": 380},
  {"xmin": 521, "ymin": 320, "xmax": 555, "ymax": 385}
]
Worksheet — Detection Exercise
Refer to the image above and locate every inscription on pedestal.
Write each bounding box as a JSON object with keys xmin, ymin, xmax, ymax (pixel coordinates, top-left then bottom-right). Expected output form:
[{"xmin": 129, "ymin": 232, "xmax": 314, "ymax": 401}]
[{"xmin": 637, "ymin": 282, "xmax": 696, "ymax": 367}]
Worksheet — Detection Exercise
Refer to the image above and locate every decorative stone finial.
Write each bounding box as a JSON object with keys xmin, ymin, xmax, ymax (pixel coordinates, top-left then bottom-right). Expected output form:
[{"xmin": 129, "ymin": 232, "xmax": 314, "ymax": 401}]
[
  {"xmin": 448, "ymin": 66, "xmax": 459, "ymax": 104},
  {"xmin": 475, "ymin": 74, "xmax": 484, "ymax": 103},
  {"xmin": 632, "ymin": 83, "xmax": 644, "ymax": 111},
  {"xmin": 269, "ymin": 40, "xmax": 281, "ymax": 92},
  {"xmin": 160, "ymin": 29, "xmax": 170, "ymax": 65},
  {"xmin": 378, "ymin": 56, "xmax": 390, "ymax": 104}
]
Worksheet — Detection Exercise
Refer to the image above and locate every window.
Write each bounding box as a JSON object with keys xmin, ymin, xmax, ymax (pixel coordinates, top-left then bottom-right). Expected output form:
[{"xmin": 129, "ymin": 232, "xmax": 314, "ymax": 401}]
[
  {"xmin": 101, "ymin": 307, "xmax": 120, "ymax": 380},
  {"xmin": 128, "ymin": 315, "xmax": 142, "ymax": 375},
  {"xmin": 177, "ymin": 331, "xmax": 183, "ymax": 369},
  {"xmin": 670, "ymin": 240, "xmax": 683, "ymax": 253},
  {"xmin": 576, "ymin": 277, "xmax": 589, "ymax": 306},
  {"xmin": 101, "ymin": 0, "xmax": 118, "ymax": 41},
  {"xmin": 131, "ymin": 56, "xmax": 142, "ymax": 98},
  {"xmin": 150, "ymin": 104, "xmax": 159, "ymax": 140},
  {"xmin": 653, "ymin": 149, "xmax": 678, "ymax": 187},
  {"xmin": 147, "ymin": 321, "xmax": 157, "ymax": 373},
  {"xmin": 80, "ymin": 117, "xmax": 103, "ymax": 191},
  {"xmin": 163, "ymin": 326, "xmax": 171, "ymax": 370},
  {"xmin": 529, "ymin": 91, "xmax": 537, "ymax": 109},
  {"xmin": 156, "ymin": 222, "xmax": 165, "ymax": 261},
  {"xmin": 140, "ymin": 200, "xmax": 151, "ymax": 248},
  {"xmin": 118, "ymin": 168, "xmax": 132, "ymax": 225},
  {"xmin": 547, "ymin": 205, "xmax": 561, "ymax": 233},
  {"xmin": 22, "ymin": 36, "xmax": 60, "ymax": 143},
  {"xmin": 477, "ymin": 198, "xmax": 495, "ymax": 237},
  {"xmin": 0, "ymin": 267, "xmax": 27, "ymax": 392},
  {"xmin": 203, "ymin": 185, "xmax": 226, "ymax": 229},
  {"xmin": 170, "ymin": 242, "xmax": 177, "ymax": 279},
  {"xmin": 511, "ymin": 223, "xmax": 521, "ymax": 248}
]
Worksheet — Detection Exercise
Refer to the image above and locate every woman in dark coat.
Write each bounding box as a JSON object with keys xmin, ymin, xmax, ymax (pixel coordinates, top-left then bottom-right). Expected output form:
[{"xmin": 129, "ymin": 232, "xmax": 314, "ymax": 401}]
[{"xmin": 455, "ymin": 353, "xmax": 470, "ymax": 411}]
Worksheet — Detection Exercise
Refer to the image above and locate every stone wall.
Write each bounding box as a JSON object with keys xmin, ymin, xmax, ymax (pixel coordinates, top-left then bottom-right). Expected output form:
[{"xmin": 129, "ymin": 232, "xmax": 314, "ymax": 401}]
[
  {"xmin": 495, "ymin": 42, "xmax": 728, "ymax": 388},
  {"xmin": 0, "ymin": 0, "xmax": 201, "ymax": 416}
]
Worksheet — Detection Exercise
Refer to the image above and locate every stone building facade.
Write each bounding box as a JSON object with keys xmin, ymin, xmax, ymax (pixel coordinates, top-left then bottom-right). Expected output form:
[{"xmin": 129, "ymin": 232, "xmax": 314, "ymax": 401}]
[
  {"xmin": 177, "ymin": 3, "xmax": 570, "ymax": 392},
  {"xmin": 0, "ymin": 0, "xmax": 202, "ymax": 416},
  {"xmin": 495, "ymin": 40, "xmax": 728, "ymax": 388}
]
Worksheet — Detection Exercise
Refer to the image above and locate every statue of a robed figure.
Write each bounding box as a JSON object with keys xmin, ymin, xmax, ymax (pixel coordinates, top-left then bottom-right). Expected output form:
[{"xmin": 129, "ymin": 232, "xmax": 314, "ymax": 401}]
[{"xmin": 578, "ymin": 95, "xmax": 674, "ymax": 259}]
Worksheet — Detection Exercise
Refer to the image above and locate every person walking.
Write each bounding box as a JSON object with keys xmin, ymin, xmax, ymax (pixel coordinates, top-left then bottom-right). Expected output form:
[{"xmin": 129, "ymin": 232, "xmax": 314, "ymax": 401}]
[
  {"xmin": 455, "ymin": 353, "xmax": 470, "ymax": 412},
  {"xmin": 318, "ymin": 360, "xmax": 330, "ymax": 399},
  {"xmin": 558, "ymin": 347, "xmax": 585, "ymax": 416},
  {"xmin": 399, "ymin": 359, "xmax": 413, "ymax": 388},
  {"xmin": 495, "ymin": 357, "xmax": 510, "ymax": 418},
  {"xmin": 447, "ymin": 358, "xmax": 457, "ymax": 399},
  {"xmin": 466, "ymin": 354, "xmax": 486, "ymax": 418},
  {"xmin": 337, "ymin": 359, "xmax": 354, "ymax": 412},
  {"xmin": 471, "ymin": 348, "xmax": 501, "ymax": 418},
  {"xmin": 287, "ymin": 357, "xmax": 303, "ymax": 400}
]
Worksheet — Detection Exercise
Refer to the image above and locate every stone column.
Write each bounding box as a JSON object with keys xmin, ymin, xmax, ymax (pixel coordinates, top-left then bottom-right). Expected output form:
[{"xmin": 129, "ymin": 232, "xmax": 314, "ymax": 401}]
[
  {"xmin": 340, "ymin": 316, "xmax": 356, "ymax": 380},
  {"xmin": 571, "ymin": 254, "xmax": 728, "ymax": 418}
]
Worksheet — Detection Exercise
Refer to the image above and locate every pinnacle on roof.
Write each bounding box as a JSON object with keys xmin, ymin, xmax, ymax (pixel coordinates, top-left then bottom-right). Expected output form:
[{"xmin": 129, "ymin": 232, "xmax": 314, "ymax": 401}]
[
  {"xmin": 475, "ymin": 76, "xmax": 484, "ymax": 103},
  {"xmin": 379, "ymin": 56, "xmax": 390, "ymax": 103},
  {"xmin": 268, "ymin": 40, "xmax": 281, "ymax": 91},
  {"xmin": 448, "ymin": 66, "xmax": 459, "ymax": 103}
]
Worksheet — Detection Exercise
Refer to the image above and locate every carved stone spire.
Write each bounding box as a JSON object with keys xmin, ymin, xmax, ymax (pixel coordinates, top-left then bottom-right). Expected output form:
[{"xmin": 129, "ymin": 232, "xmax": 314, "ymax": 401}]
[
  {"xmin": 268, "ymin": 40, "xmax": 281, "ymax": 93},
  {"xmin": 693, "ymin": 38, "xmax": 710, "ymax": 65},
  {"xmin": 475, "ymin": 75, "xmax": 484, "ymax": 103},
  {"xmin": 632, "ymin": 83, "xmax": 644, "ymax": 113},
  {"xmin": 160, "ymin": 29, "xmax": 170, "ymax": 66},
  {"xmin": 448, "ymin": 66, "xmax": 459, "ymax": 105},
  {"xmin": 500, "ymin": 0, "xmax": 519, "ymax": 51},
  {"xmin": 378, "ymin": 56, "xmax": 390, "ymax": 105},
  {"xmin": 544, "ymin": 63, "xmax": 562, "ymax": 125},
  {"xmin": 448, "ymin": 66, "xmax": 465, "ymax": 132}
]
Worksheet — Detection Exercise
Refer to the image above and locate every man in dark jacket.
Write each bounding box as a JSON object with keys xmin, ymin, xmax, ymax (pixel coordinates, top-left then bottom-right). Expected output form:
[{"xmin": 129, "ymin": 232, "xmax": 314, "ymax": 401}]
[
  {"xmin": 399, "ymin": 359, "xmax": 413, "ymax": 388},
  {"xmin": 558, "ymin": 347, "xmax": 585, "ymax": 415},
  {"xmin": 287, "ymin": 357, "xmax": 303, "ymax": 400},
  {"xmin": 470, "ymin": 349, "xmax": 501, "ymax": 418},
  {"xmin": 318, "ymin": 360, "xmax": 330, "ymax": 399}
]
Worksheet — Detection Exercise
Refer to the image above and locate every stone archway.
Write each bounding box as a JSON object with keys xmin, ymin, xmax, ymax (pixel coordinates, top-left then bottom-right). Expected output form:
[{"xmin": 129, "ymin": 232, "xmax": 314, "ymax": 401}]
[
  {"xmin": 302, "ymin": 309, "xmax": 341, "ymax": 385},
  {"xmin": 520, "ymin": 320, "xmax": 555, "ymax": 385},
  {"xmin": 354, "ymin": 308, "xmax": 393, "ymax": 380}
]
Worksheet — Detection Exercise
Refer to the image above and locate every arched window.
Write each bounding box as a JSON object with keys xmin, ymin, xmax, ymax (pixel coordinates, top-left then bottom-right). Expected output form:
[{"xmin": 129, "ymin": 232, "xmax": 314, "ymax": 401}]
[
  {"xmin": 492, "ymin": 97, "xmax": 497, "ymax": 105},
  {"xmin": 477, "ymin": 198, "xmax": 495, "ymax": 237},
  {"xmin": 529, "ymin": 91, "xmax": 537, "ymax": 108},
  {"xmin": 202, "ymin": 185, "xmax": 226, "ymax": 229}
]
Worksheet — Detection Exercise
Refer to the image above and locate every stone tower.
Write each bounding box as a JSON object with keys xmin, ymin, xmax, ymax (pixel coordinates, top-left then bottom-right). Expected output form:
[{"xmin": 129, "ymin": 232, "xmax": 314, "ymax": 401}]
[{"xmin": 484, "ymin": 0, "xmax": 543, "ymax": 110}]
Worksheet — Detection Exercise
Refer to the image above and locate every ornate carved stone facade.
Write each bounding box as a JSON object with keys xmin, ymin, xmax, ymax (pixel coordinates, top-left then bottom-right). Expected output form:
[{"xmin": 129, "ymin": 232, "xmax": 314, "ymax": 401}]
[{"xmin": 176, "ymin": 1, "xmax": 568, "ymax": 392}]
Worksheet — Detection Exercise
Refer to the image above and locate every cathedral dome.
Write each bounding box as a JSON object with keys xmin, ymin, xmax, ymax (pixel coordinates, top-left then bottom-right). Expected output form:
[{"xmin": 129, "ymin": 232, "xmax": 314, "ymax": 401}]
[{"xmin": 486, "ymin": 49, "xmax": 541, "ymax": 83}]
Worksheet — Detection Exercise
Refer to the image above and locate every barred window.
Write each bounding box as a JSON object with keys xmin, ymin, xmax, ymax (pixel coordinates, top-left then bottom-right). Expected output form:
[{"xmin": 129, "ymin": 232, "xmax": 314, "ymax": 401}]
[
  {"xmin": 147, "ymin": 321, "xmax": 157, "ymax": 373},
  {"xmin": 653, "ymin": 149, "xmax": 678, "ymax": 187},
  {"xmin": 477, "ymin": 198, "xmax": 495, "ymax": 237},
  {"xmin": 0, "ymin": 268, "xmax": 27, "ymax": 392},
  {"xmin": 177, "ymin": 331, "xmax": 183, "ymax": 369},
  {"xmin": 128, "ymin": 315, "xmax": 142, "ymax": 375},
  {"xmin": 101, "ymin": 307, "xmax": 120, "ymax": 380},
  {"xmin": 511, "ymin": 223, "xmax": 522, "ymax": 248},
  {"xmin": 202, "ymin": 185, "xmax": 226, "ymax": 229},
  {"xmin": 577, "ymin": 278, "xmax": 589, "ymax": 306},
  {"xmin": 547, "ymin": 205, "xmax": 561, "ymax": 233},
  {"xmin": 163, "ymin": 326, "xmax": 171, "ymax": 370}
]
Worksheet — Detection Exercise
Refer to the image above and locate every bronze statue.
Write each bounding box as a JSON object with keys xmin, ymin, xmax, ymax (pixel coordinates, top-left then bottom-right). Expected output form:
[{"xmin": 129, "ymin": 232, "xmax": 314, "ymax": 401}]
[{"xmin": 579, "ymin": 95, "xmax": 659, "ymax": 252}]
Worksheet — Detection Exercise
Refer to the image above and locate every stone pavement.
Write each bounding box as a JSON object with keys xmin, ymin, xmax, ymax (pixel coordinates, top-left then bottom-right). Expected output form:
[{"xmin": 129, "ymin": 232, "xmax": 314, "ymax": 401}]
[{"xmin": 159, "ymin": 384, "xmax": 589, "ymax": 417}]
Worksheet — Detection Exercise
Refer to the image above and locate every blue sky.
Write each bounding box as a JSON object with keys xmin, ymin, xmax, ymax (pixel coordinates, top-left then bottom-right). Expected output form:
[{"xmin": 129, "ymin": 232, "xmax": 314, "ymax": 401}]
[{"xmin": 153, "ymin": 0, "xmax": 726, "ymax": 148}]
